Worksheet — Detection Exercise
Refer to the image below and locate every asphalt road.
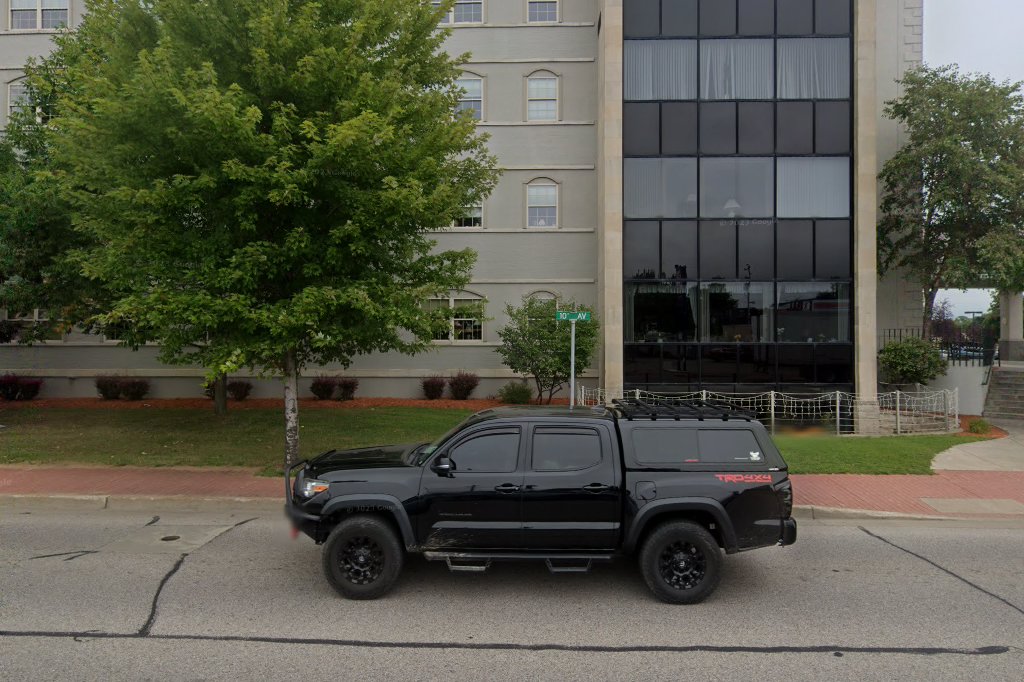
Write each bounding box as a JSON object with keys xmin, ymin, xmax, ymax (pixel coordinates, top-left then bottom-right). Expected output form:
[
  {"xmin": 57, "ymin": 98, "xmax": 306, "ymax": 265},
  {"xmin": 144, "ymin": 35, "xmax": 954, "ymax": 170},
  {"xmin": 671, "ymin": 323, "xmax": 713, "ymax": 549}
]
[{"xmin": 1, "ymin": 506, "xmax": 1022, "ymax": 681}]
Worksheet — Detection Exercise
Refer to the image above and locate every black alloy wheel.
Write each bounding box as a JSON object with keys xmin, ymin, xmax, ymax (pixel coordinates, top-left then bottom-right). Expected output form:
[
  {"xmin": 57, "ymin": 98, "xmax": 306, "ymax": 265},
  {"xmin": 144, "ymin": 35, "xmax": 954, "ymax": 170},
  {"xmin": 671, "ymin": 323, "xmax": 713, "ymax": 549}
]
[
  {"xmin": 657, "ymin": 540, "xmax": 707, "ymax": 591},
  {"xmin": 322, "ymin": 515, "xmax": 404, "ymax": 600},
  {"xmin": 639, "ymin": 520, "xmax": 723, "ymax": 604}
]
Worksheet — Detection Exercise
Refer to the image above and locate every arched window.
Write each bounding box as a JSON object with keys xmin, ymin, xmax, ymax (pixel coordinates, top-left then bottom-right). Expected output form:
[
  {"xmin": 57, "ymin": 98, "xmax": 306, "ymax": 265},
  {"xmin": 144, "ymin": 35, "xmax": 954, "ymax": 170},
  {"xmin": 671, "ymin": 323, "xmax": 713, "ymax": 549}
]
[
  {"xmin": 526, "ymin": 178, "xmax": 559, "ymax": 228},
  {"xmin": 527, "ymin": 290, "xmax": 558, "ymax": 301},
  {"xmin": 527, "ymin": 1, "xmax": 559, "ymax": 23},
  {"xmin": 455, "ymin": 73, "xmax": 483, "ymax": 121},
  {"xmin": 425, "ymin": 291, "xmax": 485, "ymax": 342},
  {"xmin": 526, "ymin": 71, "xmax": 559, "ymax": 121}
]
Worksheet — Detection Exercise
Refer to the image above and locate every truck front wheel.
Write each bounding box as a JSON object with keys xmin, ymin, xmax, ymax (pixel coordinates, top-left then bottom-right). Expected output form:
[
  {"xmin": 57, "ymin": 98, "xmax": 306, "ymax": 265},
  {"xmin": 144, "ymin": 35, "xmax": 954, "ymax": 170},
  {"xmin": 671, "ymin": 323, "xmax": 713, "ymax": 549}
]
[
  {"xmin": 639, "ymin": 521, "xmax": 722, "ymax": 604},
  {"xmin": 322, "ymin": 515, "xmax": 404, "ymax": 600}
]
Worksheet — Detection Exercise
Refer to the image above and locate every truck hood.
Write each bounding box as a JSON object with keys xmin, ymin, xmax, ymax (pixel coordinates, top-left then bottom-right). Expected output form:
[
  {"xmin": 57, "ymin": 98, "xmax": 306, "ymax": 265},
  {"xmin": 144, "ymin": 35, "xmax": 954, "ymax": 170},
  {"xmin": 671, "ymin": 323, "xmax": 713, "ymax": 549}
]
[{"xmin": 306, "ymin": 443, "xmax": 421, "ymax": 478}]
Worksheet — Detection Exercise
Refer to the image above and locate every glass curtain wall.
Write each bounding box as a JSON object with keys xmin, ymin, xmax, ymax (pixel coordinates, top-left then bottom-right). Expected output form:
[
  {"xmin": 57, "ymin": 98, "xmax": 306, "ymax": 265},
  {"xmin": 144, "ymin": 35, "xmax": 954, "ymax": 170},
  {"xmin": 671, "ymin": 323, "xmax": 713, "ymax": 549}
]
[{"xmin": 622, "ymin": 0, "xmax": 854, "ymax": 393}]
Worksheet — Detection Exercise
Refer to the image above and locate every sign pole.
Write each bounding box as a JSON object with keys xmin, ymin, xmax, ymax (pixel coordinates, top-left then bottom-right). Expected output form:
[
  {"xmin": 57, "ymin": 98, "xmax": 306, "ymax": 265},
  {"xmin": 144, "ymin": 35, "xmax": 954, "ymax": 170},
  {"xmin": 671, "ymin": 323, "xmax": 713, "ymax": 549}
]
[{"xmin": 570, "ymin": 318, "xmax": 576, "ymax": 410}]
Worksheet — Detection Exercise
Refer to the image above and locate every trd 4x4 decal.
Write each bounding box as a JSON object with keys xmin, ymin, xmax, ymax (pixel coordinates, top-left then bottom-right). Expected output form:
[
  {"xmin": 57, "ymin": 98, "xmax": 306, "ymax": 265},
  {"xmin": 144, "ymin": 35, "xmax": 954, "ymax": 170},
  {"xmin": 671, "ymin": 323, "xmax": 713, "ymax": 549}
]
[{"xmin": 715, "ymin": 474, "xmax": 773, "ymax": 484}]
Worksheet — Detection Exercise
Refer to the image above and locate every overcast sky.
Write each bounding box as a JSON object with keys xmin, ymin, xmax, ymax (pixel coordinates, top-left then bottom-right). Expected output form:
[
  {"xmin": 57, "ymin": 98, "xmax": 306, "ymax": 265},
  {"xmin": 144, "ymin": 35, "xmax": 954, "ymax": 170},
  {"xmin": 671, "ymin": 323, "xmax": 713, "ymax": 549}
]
[{"xmin": 925, "ymin": 0, "xmax": 1023, "ymax": 316}]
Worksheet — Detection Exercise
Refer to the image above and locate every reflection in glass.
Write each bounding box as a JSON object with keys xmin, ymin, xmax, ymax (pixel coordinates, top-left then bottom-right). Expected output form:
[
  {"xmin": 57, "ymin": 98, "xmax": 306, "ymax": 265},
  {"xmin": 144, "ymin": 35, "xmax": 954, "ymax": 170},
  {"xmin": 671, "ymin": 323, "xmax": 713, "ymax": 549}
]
[
  {"xmin": 625, "ymin": 158, "xmax": 698, "ymax": 219},
  {"xmin": 775, "ymin": 282, "xmax": 850, "ymax": 342},
  {"xmin": 625, "ymin": 283, "xmax": 699, "ymax": 342},
  {"xmin": 700, "ymin": 157, "xmax": 774, "ymax": 218},
  {"xmin": 700, "ymin": 282, "xmax": 773, "ymax": 342},
  {"xmin": 623, "ymin": 222, "xmax": 660, "ymax": 280}
]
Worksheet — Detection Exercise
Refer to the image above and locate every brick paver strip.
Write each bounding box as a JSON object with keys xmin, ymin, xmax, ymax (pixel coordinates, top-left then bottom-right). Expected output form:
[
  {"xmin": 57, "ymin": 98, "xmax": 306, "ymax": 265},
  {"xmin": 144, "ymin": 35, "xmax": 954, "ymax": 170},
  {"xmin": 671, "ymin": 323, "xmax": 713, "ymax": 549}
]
[{"xmin": 3, "ymin": 467, "xmax": 1023, "ymax": 517}]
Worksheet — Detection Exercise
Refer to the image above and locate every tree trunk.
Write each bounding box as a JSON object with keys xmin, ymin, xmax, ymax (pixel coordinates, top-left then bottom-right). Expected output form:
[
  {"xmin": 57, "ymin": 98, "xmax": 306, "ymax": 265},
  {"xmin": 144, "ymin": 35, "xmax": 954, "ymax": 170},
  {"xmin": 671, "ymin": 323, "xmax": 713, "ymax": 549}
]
[
  {"xmin": 213, "ymin": 373, "xmax": 228, "ymax": 416},
  {"xmin": 283, "ymin": 349, "xmax": 300, "ymax": 470},
  {"xmin": 923, "ymin": 287, "xmax": 939, "ymax": 340}
]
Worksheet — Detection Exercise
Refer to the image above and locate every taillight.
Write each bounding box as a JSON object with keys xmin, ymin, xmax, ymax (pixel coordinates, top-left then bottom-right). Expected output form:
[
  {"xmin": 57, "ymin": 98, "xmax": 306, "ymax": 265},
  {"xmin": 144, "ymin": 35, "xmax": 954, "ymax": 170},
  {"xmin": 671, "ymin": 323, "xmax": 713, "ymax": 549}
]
[{"xmin": 776, "ymin": 480, "xmax": 793, "ymax": 517}]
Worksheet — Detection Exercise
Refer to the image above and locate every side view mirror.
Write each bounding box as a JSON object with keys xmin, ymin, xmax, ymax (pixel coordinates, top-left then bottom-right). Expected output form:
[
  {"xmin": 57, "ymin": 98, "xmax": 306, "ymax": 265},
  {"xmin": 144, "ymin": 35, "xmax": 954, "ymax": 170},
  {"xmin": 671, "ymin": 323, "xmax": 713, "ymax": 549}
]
[{"xmin": 431, "ymin": 456, "xmax": 454, "ymax": 477}]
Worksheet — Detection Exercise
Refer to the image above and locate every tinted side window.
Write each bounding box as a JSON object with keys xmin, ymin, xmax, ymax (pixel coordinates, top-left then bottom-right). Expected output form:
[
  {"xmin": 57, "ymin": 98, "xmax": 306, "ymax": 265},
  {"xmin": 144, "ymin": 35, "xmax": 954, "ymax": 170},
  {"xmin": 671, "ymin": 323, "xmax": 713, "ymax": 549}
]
[
  {"xmin": 532, "ymin": 427, "xmax": 602, "ymax": 471},
  {"xmin": 449, "ymin": 430, "xmax": 520, "ymax": 473},
  {"xmin": 697, "ymin": 429, "xmax": 765, "ymax": 464},
  {"xmin": 632, "ymin": 427, "xmax": 699, "ymax": 464}
]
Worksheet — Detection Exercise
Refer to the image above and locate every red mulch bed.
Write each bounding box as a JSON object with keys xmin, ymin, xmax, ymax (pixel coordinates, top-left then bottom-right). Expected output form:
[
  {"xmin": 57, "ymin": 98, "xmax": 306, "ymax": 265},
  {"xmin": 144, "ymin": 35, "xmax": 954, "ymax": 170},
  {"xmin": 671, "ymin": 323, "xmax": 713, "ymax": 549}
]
[
  {"xmin": 0, "ymin": 397, "xmax": 571, "ymax": 410},
  {"xmin": 958, "ymin": 415, "xmax": 1009, "ymax": 439}
]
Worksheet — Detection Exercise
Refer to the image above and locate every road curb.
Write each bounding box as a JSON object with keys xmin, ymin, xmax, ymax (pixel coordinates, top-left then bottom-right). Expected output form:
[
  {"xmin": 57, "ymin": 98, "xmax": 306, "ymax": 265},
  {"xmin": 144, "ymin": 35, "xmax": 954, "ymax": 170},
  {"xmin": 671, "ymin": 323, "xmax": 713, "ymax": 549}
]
[
  {"xmin": 794, "ymin": 504, "xmax": 963, "ymax": 521},
  {"xmin": 0, "ymin": 494, "xmax": 282, "ymax": 513}
]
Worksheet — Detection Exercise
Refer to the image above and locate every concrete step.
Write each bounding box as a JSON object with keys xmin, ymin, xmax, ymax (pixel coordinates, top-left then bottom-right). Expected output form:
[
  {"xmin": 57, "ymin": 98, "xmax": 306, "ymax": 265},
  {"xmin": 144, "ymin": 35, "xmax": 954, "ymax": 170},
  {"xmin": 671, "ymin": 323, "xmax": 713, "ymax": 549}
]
[{"xmin": 984, "ymin": 412, "xmax": 1024, "ymax": 420}]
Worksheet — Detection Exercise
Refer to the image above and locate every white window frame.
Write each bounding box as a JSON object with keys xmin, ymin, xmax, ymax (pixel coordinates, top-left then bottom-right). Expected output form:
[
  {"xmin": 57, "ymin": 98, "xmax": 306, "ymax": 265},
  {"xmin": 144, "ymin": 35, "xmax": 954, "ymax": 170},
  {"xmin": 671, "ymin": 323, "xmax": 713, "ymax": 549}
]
[
  {"xmin": 433, "ymin": 0, "xmax": 484, "ymax": 25},
  {"xmin": 9, "ymin": 0, "xmax": 69, "ymax": 32},
  {"xmin": 8, "ymin": 80, "xmax": 29, "ymax": 120},
  {"xmin": 455, "ymin": 74, "xmax": 483, "ymax": 121},
  {"xmin": 526, "ymin": 0, "xmax": 559, "ymax": 24},
  {"xmin": 526, "ymin": 71, "xmax": 560, "ymax": 122},
  {"xmin": 454, "ymin": 204, "xmax": 483, "ymax": 228},
  {"xmin": 427, "ymin": 293, "xmax": 485, "ymax": 342},
  {"xmin": 526, "ymin": 179, "xmax": 559, "ymax": 229}
]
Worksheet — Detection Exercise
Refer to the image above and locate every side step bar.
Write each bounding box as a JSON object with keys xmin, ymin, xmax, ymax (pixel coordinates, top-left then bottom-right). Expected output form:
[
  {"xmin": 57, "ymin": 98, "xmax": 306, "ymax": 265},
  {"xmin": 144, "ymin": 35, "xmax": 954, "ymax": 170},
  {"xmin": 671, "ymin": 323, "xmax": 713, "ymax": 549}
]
[{"xmin": 424, "ymin": 551, "xmax": 613, "ymax": 575}]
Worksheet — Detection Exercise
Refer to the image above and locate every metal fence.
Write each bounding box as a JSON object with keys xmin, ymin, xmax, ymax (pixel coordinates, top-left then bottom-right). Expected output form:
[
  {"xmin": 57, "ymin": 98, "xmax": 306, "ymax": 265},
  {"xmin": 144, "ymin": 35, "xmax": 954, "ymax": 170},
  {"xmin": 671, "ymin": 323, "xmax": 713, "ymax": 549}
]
[
  {"xmin": 578, "ymin": 387, "xmax": 960, "ymax": 436},
  {"xmin": 878, "ymin": 328, "xmax": 999, "ymax": 368}
]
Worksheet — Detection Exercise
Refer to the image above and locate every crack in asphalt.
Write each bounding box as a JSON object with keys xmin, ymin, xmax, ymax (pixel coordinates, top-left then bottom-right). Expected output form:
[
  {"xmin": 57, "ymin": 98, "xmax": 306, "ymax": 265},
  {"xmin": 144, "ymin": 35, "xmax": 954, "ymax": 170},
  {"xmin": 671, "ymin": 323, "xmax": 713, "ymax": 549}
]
[
  {"xmin": 0, "ymin": 630, "xmax": 1013, "ymax": 656},
  {"xmin": 28, "ymin": 550, "xmax": 98, "ymax": 562},
  {"xmin": 145, "ymin": 516, "xmax": 160, "ymax": 526},
  {"xmin": 858, "ymin": 526, "xmax": 1024, "ymax": 617}
]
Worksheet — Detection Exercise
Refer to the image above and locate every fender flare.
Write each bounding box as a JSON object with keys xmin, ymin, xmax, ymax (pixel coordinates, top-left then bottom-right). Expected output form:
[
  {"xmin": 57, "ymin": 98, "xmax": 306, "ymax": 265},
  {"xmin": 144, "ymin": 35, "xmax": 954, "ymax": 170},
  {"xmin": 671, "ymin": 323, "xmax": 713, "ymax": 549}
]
[
  {"xmin": 624, "ymin": 498, "xmax": 739, "ymax": 554},
  {"xmin": 320, "ymin": 494, "xmax": 416, "ymax": 550}
]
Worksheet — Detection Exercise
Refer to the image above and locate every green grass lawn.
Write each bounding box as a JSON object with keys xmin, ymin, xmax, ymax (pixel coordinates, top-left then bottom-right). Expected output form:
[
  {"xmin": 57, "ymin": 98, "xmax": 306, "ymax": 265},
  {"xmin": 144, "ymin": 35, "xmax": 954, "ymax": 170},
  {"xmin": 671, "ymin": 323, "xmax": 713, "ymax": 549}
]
[{"xmin": 0, "ymin": 407, "xmax": 981, "ymax": 475}]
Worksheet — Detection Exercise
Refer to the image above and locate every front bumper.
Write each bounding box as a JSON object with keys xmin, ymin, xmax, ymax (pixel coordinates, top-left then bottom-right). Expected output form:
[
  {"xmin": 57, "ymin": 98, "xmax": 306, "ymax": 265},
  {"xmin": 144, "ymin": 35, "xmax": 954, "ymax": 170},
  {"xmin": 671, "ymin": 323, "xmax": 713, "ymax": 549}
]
[
  {"xmin": 780, "ymin": 517, "xmax": 798, "ymax": 546},
  {"xmin": 285, "ymin": 459, "xmax": 322, "ymax": 539}
]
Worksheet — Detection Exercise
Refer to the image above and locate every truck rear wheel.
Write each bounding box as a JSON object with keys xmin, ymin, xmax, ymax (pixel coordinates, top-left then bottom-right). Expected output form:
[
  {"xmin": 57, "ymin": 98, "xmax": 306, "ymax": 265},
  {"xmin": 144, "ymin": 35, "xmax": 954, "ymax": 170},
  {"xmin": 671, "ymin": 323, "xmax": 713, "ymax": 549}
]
[
  {"xmin": 322, "ymin": 515, "xmax": 404, "ymax": 600},
  {"xmin": 639, "ymin": 521, "xmax": 722, "ymax": 604}
]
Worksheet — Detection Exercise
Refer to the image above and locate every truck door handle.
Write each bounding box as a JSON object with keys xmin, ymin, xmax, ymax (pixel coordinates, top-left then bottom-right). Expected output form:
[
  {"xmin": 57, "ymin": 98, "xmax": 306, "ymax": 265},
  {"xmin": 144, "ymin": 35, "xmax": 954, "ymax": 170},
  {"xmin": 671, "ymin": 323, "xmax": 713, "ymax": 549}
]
[
  {"xmin": 494, "ymin": 483, "xmax": 521, "ymax": 493},
  {"xmin": 582, "ymin": 483, "xmax": 611, "ymax": 493}
]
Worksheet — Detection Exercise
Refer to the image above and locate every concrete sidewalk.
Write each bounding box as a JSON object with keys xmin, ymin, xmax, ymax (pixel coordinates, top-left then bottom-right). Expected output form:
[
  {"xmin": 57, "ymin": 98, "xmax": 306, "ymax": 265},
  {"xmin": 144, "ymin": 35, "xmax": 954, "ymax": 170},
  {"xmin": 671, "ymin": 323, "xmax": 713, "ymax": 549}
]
[{"xmin": 3, "ymin": 420, "xmax": 1024, "ymax": 518}]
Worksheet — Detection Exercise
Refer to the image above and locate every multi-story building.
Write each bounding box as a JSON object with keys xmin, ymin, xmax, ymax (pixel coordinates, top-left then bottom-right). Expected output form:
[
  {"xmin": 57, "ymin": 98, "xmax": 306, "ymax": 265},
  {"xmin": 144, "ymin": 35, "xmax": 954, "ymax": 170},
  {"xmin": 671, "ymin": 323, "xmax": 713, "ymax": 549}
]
[{"xmin": 3, "ymin": 1, "xmax": 1021, "ymax": 406}]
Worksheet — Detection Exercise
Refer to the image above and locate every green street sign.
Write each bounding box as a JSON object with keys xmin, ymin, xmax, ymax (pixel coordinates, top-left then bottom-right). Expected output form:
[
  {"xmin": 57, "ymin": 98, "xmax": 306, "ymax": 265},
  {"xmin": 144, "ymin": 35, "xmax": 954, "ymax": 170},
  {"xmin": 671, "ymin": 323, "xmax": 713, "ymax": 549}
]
[{"xmin": 556, "ymin": 311, "xmax": 591, "ymax": 322}]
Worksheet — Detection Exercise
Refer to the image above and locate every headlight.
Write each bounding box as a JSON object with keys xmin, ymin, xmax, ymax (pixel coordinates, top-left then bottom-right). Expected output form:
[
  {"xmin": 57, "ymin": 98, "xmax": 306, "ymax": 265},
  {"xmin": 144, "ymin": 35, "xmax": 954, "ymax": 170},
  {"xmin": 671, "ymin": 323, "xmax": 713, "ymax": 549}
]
[{"xmin": 299, "ymin": 478, "xmax": 330, "ymax": 498}]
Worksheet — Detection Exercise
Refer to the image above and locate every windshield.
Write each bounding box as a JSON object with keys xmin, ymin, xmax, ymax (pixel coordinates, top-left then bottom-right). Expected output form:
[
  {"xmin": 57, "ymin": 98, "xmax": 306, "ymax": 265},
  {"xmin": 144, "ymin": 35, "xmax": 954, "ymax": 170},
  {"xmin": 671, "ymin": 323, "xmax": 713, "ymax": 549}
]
[{"xmin": 414, "ymin": 414, "xmax": 483, "ymax": 465}]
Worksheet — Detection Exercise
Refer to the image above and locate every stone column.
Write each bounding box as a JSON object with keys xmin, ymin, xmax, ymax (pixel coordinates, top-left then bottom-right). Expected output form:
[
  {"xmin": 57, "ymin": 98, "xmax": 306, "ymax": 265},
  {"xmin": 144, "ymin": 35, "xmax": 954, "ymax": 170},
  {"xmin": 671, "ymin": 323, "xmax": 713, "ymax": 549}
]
[
  {"xmin": 999, "ymin": 291, "xmax": 1024, "ymax": 361},
  {"xmin": 853, "ymin": 0, "xmax": 881, "ymax": 433},
  {"xmin": 597, "ymin": 1, "xmax": 624, "ymax": 396}
]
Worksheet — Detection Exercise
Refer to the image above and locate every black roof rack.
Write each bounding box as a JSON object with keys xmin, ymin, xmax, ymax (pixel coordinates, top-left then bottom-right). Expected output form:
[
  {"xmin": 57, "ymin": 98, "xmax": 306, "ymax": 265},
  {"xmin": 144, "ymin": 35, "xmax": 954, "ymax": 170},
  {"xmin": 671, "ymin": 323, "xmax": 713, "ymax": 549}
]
[{"xmin": 611, "ymin": 397, "xmax": 755, "ymax": 422}]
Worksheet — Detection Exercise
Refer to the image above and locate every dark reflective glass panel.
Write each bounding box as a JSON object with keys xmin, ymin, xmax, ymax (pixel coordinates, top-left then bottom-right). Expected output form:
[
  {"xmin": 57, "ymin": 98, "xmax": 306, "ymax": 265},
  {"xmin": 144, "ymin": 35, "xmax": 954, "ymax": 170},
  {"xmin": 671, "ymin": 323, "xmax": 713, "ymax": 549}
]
[
  {"xmin": 816, "ymin": 0, "xmax": 851, "ymax": 34},
  {"xmin": 737, "ymin": 345, "xmax": 776, "ymax": 383},
  {"xmin": 738, "ymin": 0, "xmax": 775, "ymax": 35},
  {"xmin": 738, "ymin": 102, "xmax": 774, "ymax": 154},
  {"xmin": 624, "ymin": 221, "xmax": 660, "ymax": 280},
  {"xmin": 816, "ymin": 345, "xmax": 853, "ymax": 383},
  {"xmin": 701, "ymin": 282, "xmax": 774, "ymax": 342},
  {"xmin": 776, "ymin": 101, "xmax": 813, "ymax": 154},
  {"xmin": 624, "ymin": 103, "xmax": 661, "ymax": 156},
  {"xmin": 625, "ymin": 282, "xmax": 698, "ymax": 342},
  {"xmin": 662, "ymin": 0, "xmax": 699, "ymax": 36},
  {"xmin": 698, "ymin": 429, "xmax": 765, "ymax": 463},
  {"xmin": 777, "ymin": 0, "xmax": 814, "ymax": 35},
  {"xmin": 776, "ymin": 282, "xmax": 851, "ymax": 342},
  {"xmin": 738, "ymin": 222, "xmax": 775, "ymax": 279},
  {"xmin": 815, "ymin": 220, "xmax": 851, "ymax": 279},
  {"xmin": 700, "ymin": 102, "xmax": 737, "ymax": 154},
  {"xmin": 661, "ymin": 102, "xmax": 699, "ymax": 155},
  {"xmin": 699, "ymin": 0, "xmax": 736, "ymax": 36},
  {"xmin": 778, "ymin": 344, "xmax": 815, "ymax": 383},
  {"xmin": 700, "ymin": 220, "xmax": 737, "ymax": 279},
  {"xmin": 624, "ymin": 0, "xmax": 660, "ymax": 37},
  {"xmin": 450, "ymin": 431, "xmax": 520, "ymax": 473},
  {"xmin": 776, "ymin": 220, "xmax": 814, "ymax": 279},
  {"xmin": 701, "ymin": 345, "xmax": 738, "ymax": 382},
  {"xmin": 532, "ymin": 429, "xmax": 601, "ymax": 471},
  {"xmin": 700, "ymin": 158, "xmax": 774, "ymax": 218},
  {"xmin": 632, "ymin": 427, "xmax": 700, "ymax": 465},
  {"xmin": 625, "ymin": 344, "xmax": 664, "ymax": 384},
  {"xmin": 662, "ymin": 220, "xmax": 699, "ymax": 280},
  {"xmin": 816, "ymin": 101, "xmax": 851, "ymax": 154},
  {"xmin": 661, "ymin": 344, "xmax": 700, "ymax": 386}
]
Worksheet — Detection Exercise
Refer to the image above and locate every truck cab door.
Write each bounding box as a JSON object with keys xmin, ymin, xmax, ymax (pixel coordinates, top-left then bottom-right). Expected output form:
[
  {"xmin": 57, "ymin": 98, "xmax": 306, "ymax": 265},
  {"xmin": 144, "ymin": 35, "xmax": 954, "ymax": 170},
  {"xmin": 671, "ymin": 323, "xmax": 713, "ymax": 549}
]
[
  {"xmin": 417, "ymin": 426, "xmax": 524, "ymax": 550},
  {"xmin": 521, "ymin": 424, "xmax": 621, "ymax": 550}
]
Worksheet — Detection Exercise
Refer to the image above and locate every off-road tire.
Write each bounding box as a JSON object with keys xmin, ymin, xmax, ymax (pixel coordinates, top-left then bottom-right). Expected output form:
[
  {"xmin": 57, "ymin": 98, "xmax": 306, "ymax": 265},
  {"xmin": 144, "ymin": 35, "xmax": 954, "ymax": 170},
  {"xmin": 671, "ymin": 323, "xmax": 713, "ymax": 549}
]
[
  {"xmin": 322, "ymin": 515, "xmax": 404, "ymax": 600},
  {"xmin": 639, "ymin": 521, "xmax": 722, "ymax": 604}
]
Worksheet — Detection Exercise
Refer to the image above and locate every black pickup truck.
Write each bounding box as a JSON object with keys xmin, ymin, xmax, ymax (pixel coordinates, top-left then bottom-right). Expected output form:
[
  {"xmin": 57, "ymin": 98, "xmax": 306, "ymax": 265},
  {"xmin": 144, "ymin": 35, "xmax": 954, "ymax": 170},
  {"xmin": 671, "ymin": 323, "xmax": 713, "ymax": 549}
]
[{"xmin": 286, "ymin": 400, "xmax": 797, "ymax": 603}]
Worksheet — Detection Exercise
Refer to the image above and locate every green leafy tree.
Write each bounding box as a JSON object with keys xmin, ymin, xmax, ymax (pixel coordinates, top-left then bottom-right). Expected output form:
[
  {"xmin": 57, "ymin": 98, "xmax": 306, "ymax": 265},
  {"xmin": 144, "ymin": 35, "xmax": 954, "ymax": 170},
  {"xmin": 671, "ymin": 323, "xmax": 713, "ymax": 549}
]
[
  {"xmin": 496, "ymin": 297, "xmax": 599, "ymax": 404},
  {"xmin": 47, "ymin": 0, "xmax": 499, "ymax": 467},
  {"xmin": 879, "ymin": 65, "xmax": 1024, "ymax": 336},
  {"xmin": 878, "ymin": 338, "xmax": 947, "ymax": 386}
]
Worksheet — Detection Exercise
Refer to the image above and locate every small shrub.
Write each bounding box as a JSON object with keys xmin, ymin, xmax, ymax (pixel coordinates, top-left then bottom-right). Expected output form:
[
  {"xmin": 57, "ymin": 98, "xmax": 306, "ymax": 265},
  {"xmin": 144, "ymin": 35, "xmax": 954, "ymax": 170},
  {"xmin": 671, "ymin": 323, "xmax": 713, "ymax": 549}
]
[
  {"xmin": 968, "ymin": 418, "xmax": 991, "ymax": 435},
  {"xmin": 421, "ymin": 375, "xmax": 446, "ymax": 400},
  {"xmin": 498, "ymin": 381, "xmax": 533, "ymax": 405},
  {"xmin": 120, "ymin": 379, "xmax": 150, "ymax": 401},
  {"xmin": 227, "ymin": 380, "xmax": 253, "ymax": 401},
  {"xmin": 16, "ymin": 379, "xmax": 43, "ymax": 401},
  {"xmin": 879, "ymin": 338, "xmax": 947, "ymax": 385},
  {"xmin": 310, "ymin": 377, "xmax": 337, "ymax": 400},
  {"xmin": 0, "ymin": 375, "xmax": 20, "ymax": 400},
  {"xmin": 448, "ymin": 371, "xmax": 480, "ymax": 401},
  {"xmin": 95, "ymin": 376, "xmax": 123, "ymax": 400},
  {"xmin": 335, "ymin": 377, "xmax": 359, "ymax": 401}
]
